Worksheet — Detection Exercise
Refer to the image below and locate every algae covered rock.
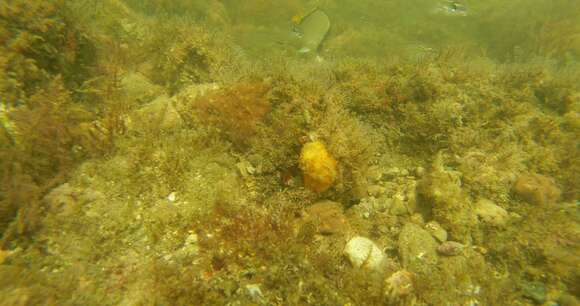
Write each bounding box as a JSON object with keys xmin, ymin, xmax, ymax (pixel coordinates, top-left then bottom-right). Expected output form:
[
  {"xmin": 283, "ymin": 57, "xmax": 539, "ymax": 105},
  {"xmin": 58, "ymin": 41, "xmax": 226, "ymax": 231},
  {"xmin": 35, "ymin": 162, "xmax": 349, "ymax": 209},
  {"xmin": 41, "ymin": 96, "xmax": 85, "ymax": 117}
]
[
  {"xmin": 521, "ymin": 281, "xmax": 547, "ymax": 304},
  {"xmin": 188, "ymin": 81, "xmax": 271, "ymax": 146},
  {"xmin": 44, "ymin": 183, "xmax": 104, "ymax": 216},
  {"xmin": 398, "ymin": 223, "xmax": 438, "ymax": 273},
  {"xmin": 416, "ymin": 154, "xmax": 477, "ymax": 241},
  {"xmin": 475, "ymin": 198, "xmax": 509, "ymax": 226},
  {"xmin": 425, "ymin": 221, "xmax": 448, "ymax": 242},
  {"xmin": 513, "ymin": 173, "xmax": 561, "ymax": 205},
  {"xmin": 175, "ymin": 83, "xmax": 220, "ymax": 102},
  {"xmin": 303, "ymin": 200, "xmax": 349, "ymax": 235},
  {"xmin": 437, "ymin": 241, "xmax": 465, "ymax": 256},
  {"xmin": 121, "ymin": 72, "xmax": 164, "ymax": 105},
  {"xmin": 129, "ymin": 95, "xmax": 183, "ymax": 132}
]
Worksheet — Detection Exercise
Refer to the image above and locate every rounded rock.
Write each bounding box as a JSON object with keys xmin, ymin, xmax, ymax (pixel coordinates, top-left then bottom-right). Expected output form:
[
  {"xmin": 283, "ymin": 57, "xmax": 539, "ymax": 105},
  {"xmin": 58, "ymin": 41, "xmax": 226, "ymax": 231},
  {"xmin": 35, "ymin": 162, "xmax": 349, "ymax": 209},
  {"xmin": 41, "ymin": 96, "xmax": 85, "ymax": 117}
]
[
  {"xmin": 304, "ymin": 200, "xmax": 349, "ymax": 235},
  {"xmin": 475, "ymin": 198, "xmax": 508, "ymax": 226},
  {"xmin": 398, "ymin": 223, "xmax": 438, "ymax": 271},
  {"xmin": 425, "ymin": 221, "xmax": 448, "ymax": 242},
  {"xmin": 513, "ymin": 173, "xmax": 561, "ymax": 205}
]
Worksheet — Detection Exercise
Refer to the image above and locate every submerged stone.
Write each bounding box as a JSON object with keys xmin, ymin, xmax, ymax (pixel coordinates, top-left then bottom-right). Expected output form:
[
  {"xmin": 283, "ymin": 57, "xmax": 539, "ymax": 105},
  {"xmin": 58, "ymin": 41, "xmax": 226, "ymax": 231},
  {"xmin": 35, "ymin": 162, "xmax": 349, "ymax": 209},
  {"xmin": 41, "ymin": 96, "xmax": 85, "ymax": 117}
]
[
  {"xmin": 129, "ymin": 95, "xmax": 183, "ymax": 132},
  {"xmin": 521, "ymin": 281, "xmax": 547, "ymax": 304},
  {"xmin": 304, "ymin": 200, "xmax": 349, "ymax": 235},
  {"xmin": 513, "ymin": 173, "xmax": 561, "ymax": 205},
  {"xmin": 398, "ymin": 223, "xmax": 438, "ymax": 272},
  {"xmin": 475, "ymin": 198, "xmax": 509, "ymax": 226},
  {"xmin": 437, "ymin": 241, "xmax": 464, "ymax": 256},
  {"xmin": 425, "ymin": 221, "xmax": 448, "ymax": 242}
]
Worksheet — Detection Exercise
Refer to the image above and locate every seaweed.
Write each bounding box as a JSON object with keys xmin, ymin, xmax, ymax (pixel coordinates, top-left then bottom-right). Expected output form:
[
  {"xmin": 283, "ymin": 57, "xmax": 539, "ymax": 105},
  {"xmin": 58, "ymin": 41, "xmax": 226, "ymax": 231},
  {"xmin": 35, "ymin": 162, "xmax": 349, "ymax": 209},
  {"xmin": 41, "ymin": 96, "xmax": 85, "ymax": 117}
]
[
  {"xmin": 0, "ymin": 77, "xmax": 101, "ymax": 246},
  {"xmin": 0, "ymin": 0, "xmax": 110, "ymax": 244},
  {"xmin": 189, "ymin": 80, "xmax": 272, "ymax": 148},
  {"xmin": 143, "ymin": 22, "xmax": 237, "ymax": 94},
  {"xmin": 1, "ymin": 0, "xmax": 579, "ymax": 305}
]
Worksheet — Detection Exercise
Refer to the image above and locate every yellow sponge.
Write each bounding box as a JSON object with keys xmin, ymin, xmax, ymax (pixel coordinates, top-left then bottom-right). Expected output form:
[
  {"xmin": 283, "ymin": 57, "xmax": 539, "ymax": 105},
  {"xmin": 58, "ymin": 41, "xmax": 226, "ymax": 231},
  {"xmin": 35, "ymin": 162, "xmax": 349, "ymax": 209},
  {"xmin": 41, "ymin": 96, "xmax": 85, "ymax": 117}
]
[{"xmin": 299, "ymin": 141, "xmax": 337, "ymax": 193}]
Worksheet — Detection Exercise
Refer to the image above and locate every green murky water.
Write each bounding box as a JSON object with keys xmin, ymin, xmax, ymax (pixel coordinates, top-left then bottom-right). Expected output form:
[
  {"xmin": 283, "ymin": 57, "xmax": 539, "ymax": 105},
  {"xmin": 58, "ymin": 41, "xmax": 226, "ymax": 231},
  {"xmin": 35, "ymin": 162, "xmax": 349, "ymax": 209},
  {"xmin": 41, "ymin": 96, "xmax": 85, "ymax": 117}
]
[{"xmin": 1, "ymin": 1, "xmax": 579, "ymax": 305}]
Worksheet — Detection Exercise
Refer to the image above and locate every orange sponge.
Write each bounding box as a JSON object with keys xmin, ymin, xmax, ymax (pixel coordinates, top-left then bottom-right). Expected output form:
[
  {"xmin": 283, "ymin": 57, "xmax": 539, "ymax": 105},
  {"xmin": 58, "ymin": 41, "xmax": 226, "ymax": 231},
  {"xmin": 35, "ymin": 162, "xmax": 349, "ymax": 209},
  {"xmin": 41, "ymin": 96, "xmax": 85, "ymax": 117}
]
[{"xmin": 299, "ymin": 141, "xmax": 337, "ymax": 193}]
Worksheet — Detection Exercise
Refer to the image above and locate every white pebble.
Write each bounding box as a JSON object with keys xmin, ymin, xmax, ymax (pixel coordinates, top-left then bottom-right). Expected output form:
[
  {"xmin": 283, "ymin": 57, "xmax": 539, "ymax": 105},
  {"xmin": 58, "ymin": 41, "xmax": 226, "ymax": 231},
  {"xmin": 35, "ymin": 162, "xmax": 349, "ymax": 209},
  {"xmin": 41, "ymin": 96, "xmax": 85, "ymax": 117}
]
[
  {"xmin": 167, "ymin": 192, "xmax": 177, "ymax": 202},
  {"xmin": 246, "ymin": 284, "xmax": 263, "ymax": 299}
]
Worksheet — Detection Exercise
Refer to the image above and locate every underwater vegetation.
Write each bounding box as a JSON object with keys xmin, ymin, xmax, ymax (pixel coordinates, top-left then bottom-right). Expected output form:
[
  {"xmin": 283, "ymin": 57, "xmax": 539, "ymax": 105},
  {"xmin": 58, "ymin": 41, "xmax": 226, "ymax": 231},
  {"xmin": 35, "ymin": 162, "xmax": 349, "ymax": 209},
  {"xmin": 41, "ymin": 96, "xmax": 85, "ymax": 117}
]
[
  {"xmin": 0, "ymin": 0, "xmax": 103, "ymax": 241},
  {"xmin": 1, "ymin": 0, "xmax": 579, "ymax": 305},
  {"xmin": 188, "ymin": 81, "xmax": 272, "ymax": 148}
]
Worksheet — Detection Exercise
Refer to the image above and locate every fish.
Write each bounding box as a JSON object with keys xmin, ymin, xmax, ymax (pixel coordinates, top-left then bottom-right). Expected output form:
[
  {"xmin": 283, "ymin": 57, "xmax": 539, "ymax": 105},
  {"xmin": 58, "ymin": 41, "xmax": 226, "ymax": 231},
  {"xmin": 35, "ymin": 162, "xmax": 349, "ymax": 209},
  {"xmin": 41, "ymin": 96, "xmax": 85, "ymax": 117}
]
[
  {"xmin": 433, "ymin": 1, "xmax": 469, "ymax": 16},
  {"xmin": 293, "ymin": 9, "xmax": 330, "ymax": 54}
]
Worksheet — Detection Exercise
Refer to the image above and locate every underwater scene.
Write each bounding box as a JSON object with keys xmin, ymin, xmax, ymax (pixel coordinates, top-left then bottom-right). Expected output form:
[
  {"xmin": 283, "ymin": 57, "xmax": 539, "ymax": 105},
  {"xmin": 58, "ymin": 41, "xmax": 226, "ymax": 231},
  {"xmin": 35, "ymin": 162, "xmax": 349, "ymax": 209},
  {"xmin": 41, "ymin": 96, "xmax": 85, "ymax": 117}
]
[{"xmin": 0, "ymin": 0, "xmax": 579, "ymax": 305}]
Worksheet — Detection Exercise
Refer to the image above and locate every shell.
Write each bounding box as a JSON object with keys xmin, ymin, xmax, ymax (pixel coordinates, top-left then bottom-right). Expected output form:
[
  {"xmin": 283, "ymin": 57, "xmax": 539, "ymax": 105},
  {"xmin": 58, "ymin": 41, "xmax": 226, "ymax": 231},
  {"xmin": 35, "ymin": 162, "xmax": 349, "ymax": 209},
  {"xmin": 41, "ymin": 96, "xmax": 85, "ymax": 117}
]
[{"xmin": 344, "ymin": 236, "xmax": 385, "ymax": 270}]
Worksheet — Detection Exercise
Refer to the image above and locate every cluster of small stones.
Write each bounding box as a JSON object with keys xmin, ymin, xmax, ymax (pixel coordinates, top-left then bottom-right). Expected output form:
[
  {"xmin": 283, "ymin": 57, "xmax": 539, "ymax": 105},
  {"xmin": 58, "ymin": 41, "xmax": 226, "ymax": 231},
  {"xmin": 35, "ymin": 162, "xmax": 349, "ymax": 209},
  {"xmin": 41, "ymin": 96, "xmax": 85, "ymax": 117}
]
[
  {"xmin": 307, "ymin": 163, "xmax": 529, "ymax": 302},
  {"xmin": 296, "ymin": 165, "xmax": 565, "ymax": 303}
]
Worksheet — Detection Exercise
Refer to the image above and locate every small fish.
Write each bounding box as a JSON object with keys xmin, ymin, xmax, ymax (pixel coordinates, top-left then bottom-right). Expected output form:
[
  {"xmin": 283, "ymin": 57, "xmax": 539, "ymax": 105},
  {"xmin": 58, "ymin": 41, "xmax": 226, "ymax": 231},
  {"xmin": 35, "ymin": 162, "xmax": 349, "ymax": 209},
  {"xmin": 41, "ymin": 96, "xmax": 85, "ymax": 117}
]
[
  {"xmin": 433, "ymin": 1, "xmax": 469, "ymax": 16},
  {"xmin": 292, "ymin": 9, "xmax": 330, "ymax": 55}
]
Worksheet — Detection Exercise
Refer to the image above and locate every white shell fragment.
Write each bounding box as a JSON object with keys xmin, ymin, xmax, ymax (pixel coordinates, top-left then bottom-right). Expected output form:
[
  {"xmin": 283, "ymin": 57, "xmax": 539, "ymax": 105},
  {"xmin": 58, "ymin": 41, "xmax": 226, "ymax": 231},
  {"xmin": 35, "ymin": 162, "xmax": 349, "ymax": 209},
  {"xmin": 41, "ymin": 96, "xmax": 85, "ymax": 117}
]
[
  {"xmin": 344, "ymin": 236, "xmax": 385, "ymax": 270},
  {"xmin": 167, "ymin": 192, "xmax": 177, "ymax": 202},
  {"xmin": 245, "ymin": 284, "xmax": 264, "ymax": 300}
]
